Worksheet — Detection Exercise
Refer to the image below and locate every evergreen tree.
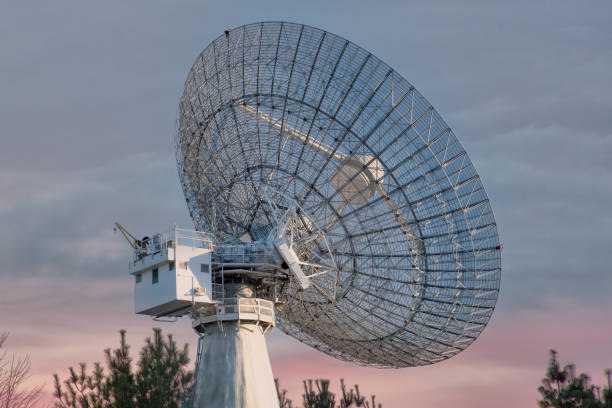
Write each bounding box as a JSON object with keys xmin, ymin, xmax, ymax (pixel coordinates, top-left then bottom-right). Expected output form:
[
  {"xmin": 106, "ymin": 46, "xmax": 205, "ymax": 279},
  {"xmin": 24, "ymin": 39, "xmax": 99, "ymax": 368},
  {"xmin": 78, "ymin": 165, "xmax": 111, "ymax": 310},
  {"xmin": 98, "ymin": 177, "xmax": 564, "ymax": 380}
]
[
  {"xmin": 603, "ymin": 370, "xmax": 612, "ymax": 407},
  {"xmin": 538, "ymin": 349, "xmax": 611, "ymax": 408},
  {"xmin": 275, "ymin": 378, "xmax": 294, "ymax": 408},
  {"xmin": 338, "ymin": 379, "xmax": 380, "ymax": 408},
  {"xmin": 54, "ymin": 328, "xmax": 192, "ymax": 408},
  {"xmin": 277, "ymin": 378, "xmax": 381, "ymax": 408},
  {"xmin": 303, "ymin": 379, "xmax": 335, "ymax": 408},
  {"xmin": 135, "ymin": 329, "xmax": 192, "ymax": 408},
  {"xmin": 105, "ymin": 330, "xmax": 135, "ymax": 408},
  {"xmin": 56, "ymin": 329, "xmax": 382, "ymax": 408}
]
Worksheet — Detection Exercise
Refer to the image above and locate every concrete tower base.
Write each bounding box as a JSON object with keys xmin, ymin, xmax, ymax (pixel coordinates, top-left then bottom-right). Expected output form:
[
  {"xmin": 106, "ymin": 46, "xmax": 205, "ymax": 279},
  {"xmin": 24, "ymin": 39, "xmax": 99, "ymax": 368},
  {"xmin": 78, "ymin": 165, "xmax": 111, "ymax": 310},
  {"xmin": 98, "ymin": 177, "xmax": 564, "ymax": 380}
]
[{"xmin": 191, "ymin": 321, "xmax": 280, "ymax": 408}]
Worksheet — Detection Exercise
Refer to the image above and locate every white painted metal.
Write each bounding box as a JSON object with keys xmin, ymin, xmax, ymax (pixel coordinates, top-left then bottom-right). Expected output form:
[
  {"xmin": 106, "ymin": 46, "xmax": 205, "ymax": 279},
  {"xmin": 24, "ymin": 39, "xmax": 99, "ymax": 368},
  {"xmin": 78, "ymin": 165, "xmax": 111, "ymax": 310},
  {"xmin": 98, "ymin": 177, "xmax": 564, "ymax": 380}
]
[
  {"xmin": 191, "ymin": 321, "xmax": 279, "ymax": 408},
  {"xmin": 273, "ymin": 240, "xmax": 311, "ymax": 289},
  {"xmin": 241, "ymin": 104, "xmax": 345, "ymax": 161},
  {"xmin": 131, "ymin": 227, "xmax": 214, "ymax": 316},
  {"xmin": 127, "ymin": 224, "xmax": 281, "ymax": 406},
  {"xmin": 193, "ymin": 297, "xmax": 275, "ymax": 327}
]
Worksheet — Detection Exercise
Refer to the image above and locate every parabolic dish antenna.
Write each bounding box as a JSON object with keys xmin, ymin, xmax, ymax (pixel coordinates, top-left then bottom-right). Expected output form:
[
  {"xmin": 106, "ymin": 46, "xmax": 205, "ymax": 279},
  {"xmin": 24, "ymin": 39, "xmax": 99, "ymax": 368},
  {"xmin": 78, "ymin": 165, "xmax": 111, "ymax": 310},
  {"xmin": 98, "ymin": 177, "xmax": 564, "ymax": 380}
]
[{"xmin": 176, "ymin": 21, "xmax": 501, "ymax": 368}]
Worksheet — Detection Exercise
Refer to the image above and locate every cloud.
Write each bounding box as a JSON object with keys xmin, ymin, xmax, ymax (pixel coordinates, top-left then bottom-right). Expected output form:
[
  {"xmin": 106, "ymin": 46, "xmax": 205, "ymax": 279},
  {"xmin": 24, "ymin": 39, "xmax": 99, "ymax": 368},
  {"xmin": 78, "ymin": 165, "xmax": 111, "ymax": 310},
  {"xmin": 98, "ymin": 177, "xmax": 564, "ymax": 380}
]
[
  {"xmin": 0, "ymin": 152, "xmax": 199, "ymax": 402},
  {"xmin": 0, "ymin": 153, "xmax": 192, "ymax": 277},
  {"xmin": 473, "ymin": 122, "xmax": 612, "ymax": 307},
  {"xmin": 271, "ymin": 304, "xmax": 612, "ymax": 408}
]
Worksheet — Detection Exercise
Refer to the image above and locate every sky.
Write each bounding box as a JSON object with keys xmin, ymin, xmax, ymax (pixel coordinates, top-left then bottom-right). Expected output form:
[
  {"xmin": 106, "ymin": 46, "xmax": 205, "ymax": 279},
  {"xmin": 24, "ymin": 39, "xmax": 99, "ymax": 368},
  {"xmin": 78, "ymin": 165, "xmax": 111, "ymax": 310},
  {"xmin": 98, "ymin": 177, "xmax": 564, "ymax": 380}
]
[{"xmin": 1, "ymin": 1, "xmax": 611, "ymax": 407}]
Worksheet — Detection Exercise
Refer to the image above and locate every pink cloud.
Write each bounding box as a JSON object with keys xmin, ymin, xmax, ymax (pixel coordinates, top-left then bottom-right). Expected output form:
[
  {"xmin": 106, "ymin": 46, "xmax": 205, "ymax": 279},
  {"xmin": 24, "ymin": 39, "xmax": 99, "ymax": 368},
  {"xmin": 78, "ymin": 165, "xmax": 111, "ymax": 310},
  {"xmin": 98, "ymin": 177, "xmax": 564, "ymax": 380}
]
[{"xmin": 270, "ymin": 303, "xmax": 612, "ymax": 408}]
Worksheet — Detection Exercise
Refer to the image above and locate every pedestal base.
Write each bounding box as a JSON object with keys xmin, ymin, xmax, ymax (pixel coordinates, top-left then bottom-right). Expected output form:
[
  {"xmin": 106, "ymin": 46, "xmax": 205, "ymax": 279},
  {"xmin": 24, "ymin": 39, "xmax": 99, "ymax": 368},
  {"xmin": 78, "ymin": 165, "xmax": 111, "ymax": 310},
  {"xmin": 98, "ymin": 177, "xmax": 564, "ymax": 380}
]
[{"xmin": 191, "ymin": 321, "xmax": 279, "ymax": 408}]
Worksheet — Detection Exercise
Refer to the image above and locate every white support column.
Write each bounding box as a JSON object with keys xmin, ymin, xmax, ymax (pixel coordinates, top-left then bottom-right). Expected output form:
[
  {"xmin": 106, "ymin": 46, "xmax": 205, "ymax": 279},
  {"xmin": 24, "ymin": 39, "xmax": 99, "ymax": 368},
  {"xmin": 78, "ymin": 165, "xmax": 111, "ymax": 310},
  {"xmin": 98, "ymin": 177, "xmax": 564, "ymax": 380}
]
[{"xmin": 191, "ymin": 321, "xmax": 280, "ymax": 408}]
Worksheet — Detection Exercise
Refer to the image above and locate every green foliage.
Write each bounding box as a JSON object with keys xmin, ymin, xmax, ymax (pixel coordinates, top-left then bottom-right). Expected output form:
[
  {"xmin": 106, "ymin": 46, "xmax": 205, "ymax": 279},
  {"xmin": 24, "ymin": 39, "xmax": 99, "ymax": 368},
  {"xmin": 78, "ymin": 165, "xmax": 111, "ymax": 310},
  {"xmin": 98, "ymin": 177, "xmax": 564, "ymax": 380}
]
[
  {"xmin": 277, "ymin": 378, "xmax": 381, "ymax": 408},
  {"xmin": 303, "ymin": 379, "xmax": 336, "ymax": 408},
  {"xmin": 276, "ymin": 378, "xmax": 294, "ymax": 408},
  {"xmin": 538, "ymin": 349, "xmax": 612, "ymax": 408},
  {"xmin": 135, "ymin": 329, "xmax": 192, "ymax": 408},
  {"xmin": 54, "ymin": 329, "xmax": 193, "ymax": 408},
  {"xmin": 105, "ymin": 330, "xmax": 134, "ymax": 408},
  {"xmin": 338, "ymin": 379, "xmax": 380, "ymax": 408},
  {"xmin": 55, "ymin": 329, "xmax": 381, "ymax": 408}
]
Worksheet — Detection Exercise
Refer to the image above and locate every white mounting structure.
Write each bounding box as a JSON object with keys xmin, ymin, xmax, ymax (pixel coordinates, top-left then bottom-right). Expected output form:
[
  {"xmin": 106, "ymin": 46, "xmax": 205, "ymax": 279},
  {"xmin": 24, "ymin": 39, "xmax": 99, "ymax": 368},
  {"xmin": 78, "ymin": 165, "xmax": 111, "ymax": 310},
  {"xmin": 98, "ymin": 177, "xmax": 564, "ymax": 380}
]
[{"xmin": 130, "ymin": 226, "xmax": 287, "ymax": 408}]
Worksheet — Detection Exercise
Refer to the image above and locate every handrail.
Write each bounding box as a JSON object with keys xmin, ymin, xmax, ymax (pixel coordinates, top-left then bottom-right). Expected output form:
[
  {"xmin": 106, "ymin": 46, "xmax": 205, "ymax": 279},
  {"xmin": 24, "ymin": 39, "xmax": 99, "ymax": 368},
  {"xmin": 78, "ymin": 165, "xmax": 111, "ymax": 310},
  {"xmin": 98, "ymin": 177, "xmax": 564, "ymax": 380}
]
[
  {"xmin": 131, "ymin": 226, "xmax": 214, "ymax": 262},
  {"xmin": 215, "ymin": 297, "xmax": 275, "ymax": 316}
]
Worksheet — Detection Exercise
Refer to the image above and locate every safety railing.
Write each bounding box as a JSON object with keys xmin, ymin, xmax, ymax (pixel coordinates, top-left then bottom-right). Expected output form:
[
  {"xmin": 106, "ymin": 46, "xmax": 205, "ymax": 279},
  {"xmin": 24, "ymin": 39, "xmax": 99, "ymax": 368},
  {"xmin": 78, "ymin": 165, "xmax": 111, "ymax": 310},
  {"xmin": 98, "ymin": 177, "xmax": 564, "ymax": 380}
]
[
  {"xmin": 132, "ymin": 225, "xmax": 214, "ymax": 261},
  {"xmin": 198, "ymin": 297, "xmax": 275, "ymax": 322},
  {"xmin": 211, "ymin": 244, "xmax": 275, "ymax": 265}
]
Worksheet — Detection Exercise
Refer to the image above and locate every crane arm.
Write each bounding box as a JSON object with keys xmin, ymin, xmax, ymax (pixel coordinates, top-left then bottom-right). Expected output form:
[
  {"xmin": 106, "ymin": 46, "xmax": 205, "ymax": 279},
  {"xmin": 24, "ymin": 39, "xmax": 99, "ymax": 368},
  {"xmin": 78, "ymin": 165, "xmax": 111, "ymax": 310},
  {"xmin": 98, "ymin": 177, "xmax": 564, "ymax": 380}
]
[{"xmin": 113, "ymin": 222, "xmax": 142, "ymax": 249}]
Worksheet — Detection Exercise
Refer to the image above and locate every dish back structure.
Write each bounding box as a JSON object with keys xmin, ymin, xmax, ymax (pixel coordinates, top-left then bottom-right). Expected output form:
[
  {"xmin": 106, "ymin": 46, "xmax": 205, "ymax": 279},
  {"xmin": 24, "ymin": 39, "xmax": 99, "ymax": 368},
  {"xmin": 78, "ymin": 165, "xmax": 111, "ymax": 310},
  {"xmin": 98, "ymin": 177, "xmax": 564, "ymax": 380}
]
[{"xmin": 176, "ymin": 21, "xmax": 502, "ymax": 368}]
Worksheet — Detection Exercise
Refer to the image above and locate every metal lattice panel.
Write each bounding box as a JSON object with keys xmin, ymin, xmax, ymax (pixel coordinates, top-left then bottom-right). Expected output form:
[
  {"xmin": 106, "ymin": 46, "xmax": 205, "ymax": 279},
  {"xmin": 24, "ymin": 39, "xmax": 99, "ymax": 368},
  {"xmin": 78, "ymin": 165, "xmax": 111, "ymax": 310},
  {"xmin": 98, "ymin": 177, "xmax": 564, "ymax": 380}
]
[{"xmin": 176, "ymin": 22, "xmax": 501, "ymax": 368}]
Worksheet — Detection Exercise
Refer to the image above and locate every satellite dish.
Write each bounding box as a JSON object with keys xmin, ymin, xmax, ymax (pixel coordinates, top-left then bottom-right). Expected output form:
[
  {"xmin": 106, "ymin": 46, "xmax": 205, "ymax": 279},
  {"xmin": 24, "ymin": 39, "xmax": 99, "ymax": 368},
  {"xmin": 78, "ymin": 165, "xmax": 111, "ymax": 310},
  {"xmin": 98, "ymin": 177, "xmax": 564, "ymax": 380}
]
[
  {"xmin": 176, "ymin": 21, "xmax": 501, "ymax": 370},
  {"xmin": 109, "ymin": 21, "xmax": 505, "ymax": 407}
]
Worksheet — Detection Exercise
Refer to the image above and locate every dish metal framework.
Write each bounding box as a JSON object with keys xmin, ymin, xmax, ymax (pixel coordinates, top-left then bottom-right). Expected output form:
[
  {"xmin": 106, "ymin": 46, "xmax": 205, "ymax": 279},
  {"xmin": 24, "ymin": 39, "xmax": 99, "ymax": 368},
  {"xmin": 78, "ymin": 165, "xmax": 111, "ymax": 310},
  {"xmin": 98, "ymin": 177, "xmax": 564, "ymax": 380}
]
[{"xmin": 176, "ymin": 21, "xmax": 501, "ymax": 368}]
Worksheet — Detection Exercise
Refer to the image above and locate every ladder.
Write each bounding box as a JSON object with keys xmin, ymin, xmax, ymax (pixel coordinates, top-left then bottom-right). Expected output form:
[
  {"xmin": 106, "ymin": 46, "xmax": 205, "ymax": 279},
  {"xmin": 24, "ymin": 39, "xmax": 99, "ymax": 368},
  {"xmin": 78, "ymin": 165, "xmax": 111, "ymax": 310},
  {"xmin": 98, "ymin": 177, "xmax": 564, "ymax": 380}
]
[{"xmin": 185, "ymin": 334, "xmax": 206, "ymax": 408}]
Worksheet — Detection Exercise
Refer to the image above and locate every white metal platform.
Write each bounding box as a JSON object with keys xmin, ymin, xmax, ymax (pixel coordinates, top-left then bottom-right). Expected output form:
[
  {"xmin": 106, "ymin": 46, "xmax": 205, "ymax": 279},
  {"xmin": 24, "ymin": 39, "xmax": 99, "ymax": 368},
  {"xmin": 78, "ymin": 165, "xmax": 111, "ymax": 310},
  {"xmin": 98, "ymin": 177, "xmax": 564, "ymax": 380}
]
[{"xmin": 192, "ymin": 297, "xmax": 275, "ymax": 333}]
